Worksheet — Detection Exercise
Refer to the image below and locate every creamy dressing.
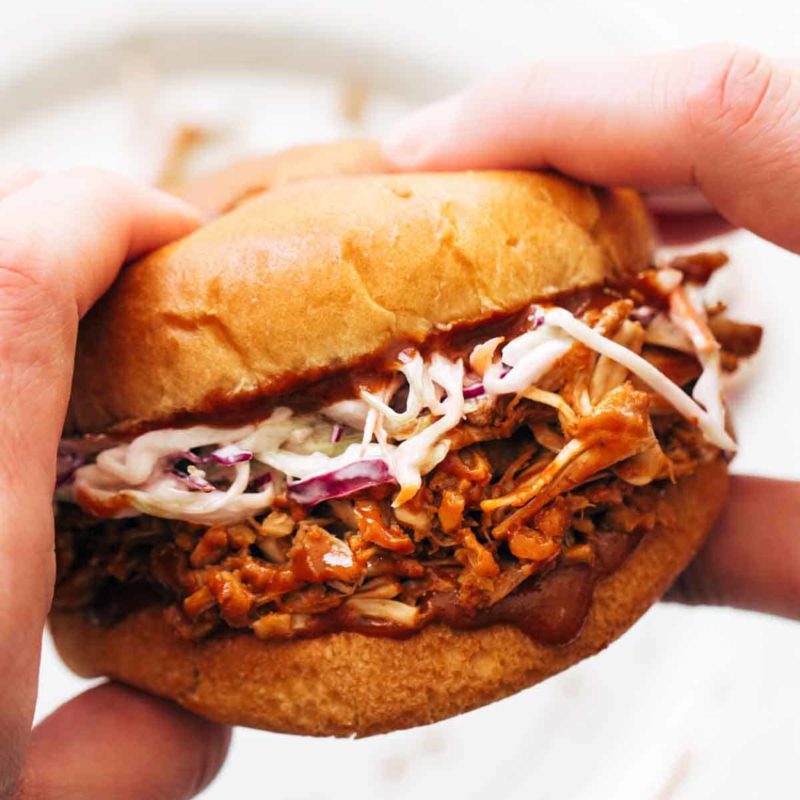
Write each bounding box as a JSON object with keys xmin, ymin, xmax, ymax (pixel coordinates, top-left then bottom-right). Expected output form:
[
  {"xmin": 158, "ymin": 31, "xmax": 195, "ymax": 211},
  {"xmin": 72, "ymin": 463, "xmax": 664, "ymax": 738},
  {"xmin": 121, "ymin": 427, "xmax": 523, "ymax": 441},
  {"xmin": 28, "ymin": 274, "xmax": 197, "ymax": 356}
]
[{"xmin": 63, "ymin": 280, "xmax": 732, "ymax": 523}]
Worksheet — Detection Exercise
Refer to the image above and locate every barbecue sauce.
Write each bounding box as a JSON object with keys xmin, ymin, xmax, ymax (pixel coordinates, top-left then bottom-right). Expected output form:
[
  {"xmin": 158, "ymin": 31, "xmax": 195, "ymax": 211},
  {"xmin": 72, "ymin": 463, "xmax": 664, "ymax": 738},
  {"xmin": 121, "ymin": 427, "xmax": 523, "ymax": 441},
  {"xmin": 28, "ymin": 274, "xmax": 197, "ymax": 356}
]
[
  {"xmin": 86, "ymin": 527, "xmax": 641, "ymax": 647},
  {"xmin": 297, "ymin": 527, "xmax": 639, "ymax": 646},
  {"xmin": 94, "ymin": 287, "xmax": 628, "ymax": 438}
]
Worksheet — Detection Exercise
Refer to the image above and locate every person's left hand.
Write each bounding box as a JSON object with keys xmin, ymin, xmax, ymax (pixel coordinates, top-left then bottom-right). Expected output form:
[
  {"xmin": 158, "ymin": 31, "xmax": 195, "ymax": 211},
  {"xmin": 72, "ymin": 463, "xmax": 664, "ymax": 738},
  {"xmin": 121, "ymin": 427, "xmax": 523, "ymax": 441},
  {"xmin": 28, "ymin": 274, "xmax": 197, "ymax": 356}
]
[{"xmin": 0, "ymin": 167, "xmax": 231, "ymax": 799}]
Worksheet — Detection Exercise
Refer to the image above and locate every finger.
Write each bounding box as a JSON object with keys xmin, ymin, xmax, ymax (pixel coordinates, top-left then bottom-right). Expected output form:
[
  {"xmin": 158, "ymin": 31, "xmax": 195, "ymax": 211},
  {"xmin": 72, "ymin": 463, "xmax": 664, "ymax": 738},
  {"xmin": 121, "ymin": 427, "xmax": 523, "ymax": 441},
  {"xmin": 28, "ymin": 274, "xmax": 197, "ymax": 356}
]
[
  {"xmin": 0, "ymin": 166, "xmax": 41, "ymax": 201},
  {"xmin": 644, "ymin": 187, "xmax": 717, "ymax": 215},
  {"xmin": 0, "ymin": 166, "xmax": 201, "ymax": 470},
  {"xmin": 646, "ymin": 188, "xmax": 735, "ymax": 244},
  {"xmin": 0, "ymin": 169, "xmax": 200, "ymax": 755},
  {"xmin": 0, "ymin": 166, "xmax": 200, "ymax": 319},
  {"xmin": 668, "ymin": 475, "xmax": 800, "ymax": 619},
  {"xmin": 654, "ymin": 212, "xmax": 735, "ymax": 245},
  {"xmin": 383, "ymin": 44, "xmax": 800, "ymax": 252},
  {"xmin": 17, "ymin": 683, "xmax": 231, "ymax": 800}
]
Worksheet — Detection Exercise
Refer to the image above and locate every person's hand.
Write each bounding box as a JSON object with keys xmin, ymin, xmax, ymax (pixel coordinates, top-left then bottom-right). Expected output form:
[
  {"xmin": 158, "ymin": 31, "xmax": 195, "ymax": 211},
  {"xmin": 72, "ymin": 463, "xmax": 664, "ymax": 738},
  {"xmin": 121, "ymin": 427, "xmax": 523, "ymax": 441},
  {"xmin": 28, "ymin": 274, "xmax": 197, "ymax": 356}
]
[
  {"xmin": 0, "ymin": 168, "xmax": 230, "ymax": 799},
  {"xmin": 382, "ymin": 43, "xmax": 800, "ymax": 620}
]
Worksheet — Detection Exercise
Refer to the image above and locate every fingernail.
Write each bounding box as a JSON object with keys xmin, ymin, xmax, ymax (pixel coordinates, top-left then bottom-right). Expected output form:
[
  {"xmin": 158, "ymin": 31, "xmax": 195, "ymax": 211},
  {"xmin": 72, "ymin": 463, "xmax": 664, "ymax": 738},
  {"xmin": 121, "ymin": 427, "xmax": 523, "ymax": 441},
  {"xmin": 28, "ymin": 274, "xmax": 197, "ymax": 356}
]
[{"xmin": 381, "ymin": 95, "xmax": 462, "ymax": 168}]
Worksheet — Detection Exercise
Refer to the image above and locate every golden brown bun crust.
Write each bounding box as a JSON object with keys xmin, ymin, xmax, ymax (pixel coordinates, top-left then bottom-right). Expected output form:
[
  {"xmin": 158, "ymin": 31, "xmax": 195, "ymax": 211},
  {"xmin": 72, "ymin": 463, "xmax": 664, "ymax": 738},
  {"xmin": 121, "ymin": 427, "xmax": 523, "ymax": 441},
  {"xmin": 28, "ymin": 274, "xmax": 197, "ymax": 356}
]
[
  {"xmin": 68, "ymin": 169, "xmax": 653, "ymax": 434},
  {"xmin": 50, "ymin": 458, "xmax": 726, "ymax": 737},
  {"xmin": 172, "ymin": 140, "xmax": 389, "ymax": 219}
]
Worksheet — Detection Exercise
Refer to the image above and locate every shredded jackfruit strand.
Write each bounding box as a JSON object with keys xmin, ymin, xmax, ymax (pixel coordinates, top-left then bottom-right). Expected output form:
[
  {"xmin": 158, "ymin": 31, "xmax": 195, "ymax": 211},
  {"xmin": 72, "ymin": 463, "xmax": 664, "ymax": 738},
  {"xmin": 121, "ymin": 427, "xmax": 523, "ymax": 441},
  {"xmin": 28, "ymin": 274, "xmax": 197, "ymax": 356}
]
[{"xmin": 543, "ymin": 307, "xmax": 736, "ymax": 451}]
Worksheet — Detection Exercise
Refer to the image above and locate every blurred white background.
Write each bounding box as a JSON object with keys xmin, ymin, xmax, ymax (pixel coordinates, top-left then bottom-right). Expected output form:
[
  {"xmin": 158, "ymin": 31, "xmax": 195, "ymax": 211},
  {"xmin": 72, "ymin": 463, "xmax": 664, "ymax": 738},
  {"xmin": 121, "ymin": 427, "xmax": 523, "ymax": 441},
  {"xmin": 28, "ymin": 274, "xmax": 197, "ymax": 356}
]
[{"xmin": 3, "ymin": 0, "xmax": 797, "ymax": 798}]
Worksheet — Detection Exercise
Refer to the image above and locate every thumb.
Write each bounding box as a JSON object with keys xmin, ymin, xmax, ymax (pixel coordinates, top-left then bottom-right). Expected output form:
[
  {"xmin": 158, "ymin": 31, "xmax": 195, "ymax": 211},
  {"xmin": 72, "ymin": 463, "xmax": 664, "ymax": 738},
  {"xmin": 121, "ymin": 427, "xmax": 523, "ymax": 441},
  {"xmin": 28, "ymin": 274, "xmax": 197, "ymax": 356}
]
[
  {"xmin": 668, "ymin": 475, "xmax": 800, "ymax": 619},
  {"xmin": 17, "ymin": 683, "xmax": 231, "ymax": 799},
  {"xmin": 383, "ymin": 44, "xmax": 800, "ymax": 252}
]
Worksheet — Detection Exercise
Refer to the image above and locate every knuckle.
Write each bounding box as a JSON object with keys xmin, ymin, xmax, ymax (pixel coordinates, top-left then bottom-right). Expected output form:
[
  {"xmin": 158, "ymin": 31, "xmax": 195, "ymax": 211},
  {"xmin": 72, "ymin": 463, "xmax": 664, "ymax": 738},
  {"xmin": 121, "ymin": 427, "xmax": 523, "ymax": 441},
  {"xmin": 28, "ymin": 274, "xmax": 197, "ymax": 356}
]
[
  {"xmin": 683, "ymin": 43, "xmax": 776, "ymax": 140},
  {"xmin": 0, "ymin": 239, "xmax": 68, "ymax": 333},
  {"xmin": 461, "ymin": 64, "xmax": 544, "ymax": 157},
  {"xmin": 0, "ymin": 240, "xmax": 54, "ymax": 305}
]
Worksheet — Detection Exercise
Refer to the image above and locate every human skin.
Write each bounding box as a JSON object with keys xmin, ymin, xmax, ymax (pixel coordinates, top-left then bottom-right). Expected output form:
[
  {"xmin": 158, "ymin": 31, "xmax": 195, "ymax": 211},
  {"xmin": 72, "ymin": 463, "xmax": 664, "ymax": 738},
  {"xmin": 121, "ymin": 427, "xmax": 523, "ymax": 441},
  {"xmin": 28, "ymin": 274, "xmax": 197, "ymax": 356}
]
[
  {"xmin": 0, "ymin": 168, "xmax": 230, "ymax": 799},
  {"xmin": 382, "ymin": 43, "xmax": 800, "ymax": 619},
  {"xmin": 3, "ymin": 42, "xmax": 798, "ymax": 795}
]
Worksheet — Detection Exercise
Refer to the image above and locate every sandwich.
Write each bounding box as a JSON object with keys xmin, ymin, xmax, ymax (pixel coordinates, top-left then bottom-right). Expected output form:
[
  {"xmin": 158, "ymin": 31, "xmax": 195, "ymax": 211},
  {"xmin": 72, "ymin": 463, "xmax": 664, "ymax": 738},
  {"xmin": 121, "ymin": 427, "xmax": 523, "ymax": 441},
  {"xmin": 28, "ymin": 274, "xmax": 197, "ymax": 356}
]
[{"xmin": 51, "ymin": 144, "xmax": 761, "ymax": 736}]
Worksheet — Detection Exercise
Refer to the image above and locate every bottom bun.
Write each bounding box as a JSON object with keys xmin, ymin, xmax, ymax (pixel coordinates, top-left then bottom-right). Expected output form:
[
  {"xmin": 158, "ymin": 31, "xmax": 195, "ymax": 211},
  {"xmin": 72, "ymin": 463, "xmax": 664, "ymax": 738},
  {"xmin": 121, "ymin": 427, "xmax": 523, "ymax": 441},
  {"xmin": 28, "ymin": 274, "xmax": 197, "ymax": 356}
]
[{"xmin": 50, "ymin": 459, "xmax": 727, "ymax": 737}]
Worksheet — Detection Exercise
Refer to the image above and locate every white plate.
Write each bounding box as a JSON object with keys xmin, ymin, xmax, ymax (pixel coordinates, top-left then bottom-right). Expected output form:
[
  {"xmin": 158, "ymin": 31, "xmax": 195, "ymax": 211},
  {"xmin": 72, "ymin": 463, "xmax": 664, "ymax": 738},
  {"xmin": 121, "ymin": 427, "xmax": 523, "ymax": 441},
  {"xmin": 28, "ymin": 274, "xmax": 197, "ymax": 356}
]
[{"xmin": 0, "ymin": 23, "xmax": 461, "ymax": 179}]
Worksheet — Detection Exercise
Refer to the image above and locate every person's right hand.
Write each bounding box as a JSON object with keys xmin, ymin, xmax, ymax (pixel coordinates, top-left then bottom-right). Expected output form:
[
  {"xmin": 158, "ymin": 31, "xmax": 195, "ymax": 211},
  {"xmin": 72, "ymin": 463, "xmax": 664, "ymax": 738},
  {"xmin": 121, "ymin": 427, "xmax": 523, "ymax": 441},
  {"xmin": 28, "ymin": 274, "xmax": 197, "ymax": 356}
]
[{"xmin": 382, "ymin": 43, "xmax": 800, "ymax": 619}]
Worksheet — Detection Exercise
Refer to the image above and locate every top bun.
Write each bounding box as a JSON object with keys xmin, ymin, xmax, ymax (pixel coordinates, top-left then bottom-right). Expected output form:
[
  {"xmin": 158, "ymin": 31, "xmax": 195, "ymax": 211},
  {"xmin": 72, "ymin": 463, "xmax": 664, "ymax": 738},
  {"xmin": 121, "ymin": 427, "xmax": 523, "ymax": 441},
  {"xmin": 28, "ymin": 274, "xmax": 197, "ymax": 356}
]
[{"xmin": 67, "ymin": 169, "xmax": 654, "ymax": 435}]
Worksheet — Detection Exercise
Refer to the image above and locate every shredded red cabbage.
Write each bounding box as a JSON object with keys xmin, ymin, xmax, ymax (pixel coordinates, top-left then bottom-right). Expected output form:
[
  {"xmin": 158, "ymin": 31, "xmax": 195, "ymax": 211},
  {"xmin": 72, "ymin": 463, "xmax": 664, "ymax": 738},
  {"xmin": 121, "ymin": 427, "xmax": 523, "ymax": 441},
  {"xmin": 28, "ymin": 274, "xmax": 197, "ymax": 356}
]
[
  {"xmin": 250, "ymin": 472, "xmax": 273, "ymax": 490},
  {"xmin": 330, "ymin": 424, "xmax": 344, "ymax": 443},
  {"xmin": 463, "ymin": 382, "xmax": 485, "ymax": 399},
  {"xmin": 287, "ymin": 459, "xmax": 395, "ymax": 506},
  {"xmin": 630, "ymin": 306, "xmax": 658, "ymax": 326},
  {"xmin": 210, "ymin": 445, "xmax": 253, "ymax": 465},
  {"xmin": 464, "ymin": 365, "xmax": 511, "ymax": 399},
  {"xmin": 527, "ymin": 309, "xmax": 546, "ymax": 329},
  {"xmin": 182, "ymin": 445, "xmax": 253, "ymax": 467},
  {"xmin": 174, "ymin": 468, "xmax": 215, "ymax": 493},
  {"xmin": 56, "ymin": 449, "xmax": 84, "ymax": 488}
]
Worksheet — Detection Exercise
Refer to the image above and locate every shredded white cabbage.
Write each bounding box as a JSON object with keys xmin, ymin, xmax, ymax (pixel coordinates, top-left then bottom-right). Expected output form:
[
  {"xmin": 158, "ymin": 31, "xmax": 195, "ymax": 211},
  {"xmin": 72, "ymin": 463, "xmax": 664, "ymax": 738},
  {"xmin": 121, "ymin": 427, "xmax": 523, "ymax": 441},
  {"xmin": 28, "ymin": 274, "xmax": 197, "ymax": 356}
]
[
  {"xmin": 389, "ymin": 354, "xmax": 465, "ymax": 506},
  {"xmin": 644, "ymin": 313, "xmax": 694, "ymax": 353},
  {"xmin": 74, "ymin": 461, "xmax": 275, "ymax": 525},
  {"xmin": 671, "ymin": 284, "xmax": 718, "ymax": 355},
  {"xmin": 500, "ymin": 325, "xmax": 558, "ymax": 366},
  {"xmin": 360, "ymin": 351, "xmax": 425, "ymax": 432},
  {"xmin": 543, "ymin": 307, "xmax": 736, "ymax": 451},
  {"xmin": 360, "ymin": 407, "xmax": 378, "ymax": 456},
  {"xmin": 483, "ymin": 329, "xmax": 573, "ymax": 396},
  {"xmin": 261, "ymin": 443, "xmax": 388, "ymax": 480},
  {"xmin": 96, "ymin": 423, "xmax": 255, "ymax": 486},
  {"xmin": 693, "ymin": 350, "xmax": 726, "ymax": 430},
  {"xmin": 69, "ymin": 407, "xmax": 349, "ymax": 523},
  {"xmin": 321, "ymin": 399, "xmax": 370, "ymax": 429},
  {"xmin": 663, "ymin": 284, "xmax": 728, "ymax": 431},
  {"xmin": 653, "ymin": 267, "xmax": 683, "ymax": 294},
  {"xmin": 64, "ymin": 284, "xmax": 740, "ymax": 523},
  {"xmin": 345, "ymin": 597, "xmax": 420, "ymax": 626}
]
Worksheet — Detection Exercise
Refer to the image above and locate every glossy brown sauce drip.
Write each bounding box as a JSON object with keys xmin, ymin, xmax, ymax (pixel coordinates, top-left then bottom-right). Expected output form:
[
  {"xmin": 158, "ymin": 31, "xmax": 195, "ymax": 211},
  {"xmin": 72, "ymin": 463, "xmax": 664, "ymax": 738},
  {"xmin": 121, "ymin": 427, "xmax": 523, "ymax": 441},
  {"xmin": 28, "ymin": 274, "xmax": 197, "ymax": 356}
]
[
  {"xmin": 390, "ymin": 528, "xmax": 635, "ymax": 645},
  {"xmin": 425, "ymin": 566, "xmax": 596, "ymax": 645}
]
